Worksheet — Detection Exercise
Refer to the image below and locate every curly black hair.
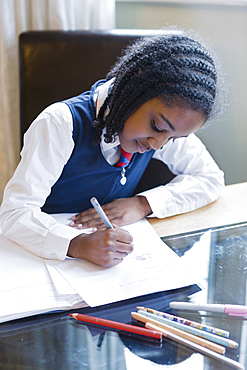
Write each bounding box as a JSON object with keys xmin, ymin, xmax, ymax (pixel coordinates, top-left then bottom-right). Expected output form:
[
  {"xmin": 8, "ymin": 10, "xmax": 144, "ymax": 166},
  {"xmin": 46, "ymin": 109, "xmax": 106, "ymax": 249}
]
[{"xmin": 92, "ymin": 32, "xmax": 219, "ymax": 144}]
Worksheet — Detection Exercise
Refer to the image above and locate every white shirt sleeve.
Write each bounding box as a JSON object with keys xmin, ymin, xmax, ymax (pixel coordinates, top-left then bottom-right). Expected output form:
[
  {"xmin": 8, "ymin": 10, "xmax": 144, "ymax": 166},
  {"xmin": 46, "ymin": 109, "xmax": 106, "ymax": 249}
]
[
  {"xmin": 0, "ymin": 100, "xmax": 225, "ymax": 260},
  {"xmin": 0, "ymin": 103, "xmax": 81, "ymax": 260},
  {"xmin": 138, "ymin": 134, "xmax": 225, "ymax": 218}
]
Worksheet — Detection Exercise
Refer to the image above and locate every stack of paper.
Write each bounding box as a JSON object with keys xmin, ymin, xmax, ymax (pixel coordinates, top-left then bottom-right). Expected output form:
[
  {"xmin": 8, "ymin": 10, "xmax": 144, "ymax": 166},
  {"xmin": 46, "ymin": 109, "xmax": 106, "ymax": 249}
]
[
  {"xmin": 0, "ymin": 215, "xmax": 198, "ymax": 324},
  {"xmin": 0, "ymin": 232, "xmax": 86, "ymax": 324}
]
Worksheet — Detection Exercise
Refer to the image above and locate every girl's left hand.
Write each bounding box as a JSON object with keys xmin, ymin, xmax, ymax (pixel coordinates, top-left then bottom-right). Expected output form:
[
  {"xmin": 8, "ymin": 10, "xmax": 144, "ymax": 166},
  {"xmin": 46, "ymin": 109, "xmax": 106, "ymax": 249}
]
[{"xmin": 70, "ymin": 196, "xmax": 152, "ymax": 229}]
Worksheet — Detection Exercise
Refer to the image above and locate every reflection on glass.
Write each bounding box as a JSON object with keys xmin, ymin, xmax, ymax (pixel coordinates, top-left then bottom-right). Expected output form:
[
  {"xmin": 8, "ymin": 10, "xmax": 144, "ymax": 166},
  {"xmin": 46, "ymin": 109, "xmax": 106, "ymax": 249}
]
[
  {"xmin": 1, "ymin": 223, "xmax": 247, "ymax": 370},
  {"xmin": 179, "ymin": 230, "xmax": 211, "ymax": 306},
  {"xmin": 163, "ymin": 223, "xmax": 247, "ymax": 370},
  {"xmin": 124, "ymin": 341, "xmax": 204, "ymax": 369}
]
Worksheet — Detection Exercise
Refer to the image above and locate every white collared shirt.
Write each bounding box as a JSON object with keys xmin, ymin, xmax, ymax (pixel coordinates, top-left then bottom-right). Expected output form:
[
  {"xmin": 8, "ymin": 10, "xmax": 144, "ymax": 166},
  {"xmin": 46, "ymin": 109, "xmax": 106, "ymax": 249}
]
[{"xmin": 0, "ymin": 87, "xmax": 224, "ymax": 261}]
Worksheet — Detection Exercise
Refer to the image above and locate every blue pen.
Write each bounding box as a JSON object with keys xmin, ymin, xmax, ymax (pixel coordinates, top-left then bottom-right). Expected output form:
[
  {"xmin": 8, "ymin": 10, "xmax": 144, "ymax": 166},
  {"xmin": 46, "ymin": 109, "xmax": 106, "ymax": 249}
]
[{"xmin": 90, "ymin": 197, "xmax": 113, "ymax": 229}]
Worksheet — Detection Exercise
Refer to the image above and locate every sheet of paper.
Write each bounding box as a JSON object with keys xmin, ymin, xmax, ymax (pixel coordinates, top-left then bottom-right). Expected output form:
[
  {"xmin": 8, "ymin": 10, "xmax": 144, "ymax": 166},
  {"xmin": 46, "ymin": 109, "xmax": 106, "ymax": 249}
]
[
  {"xmin": 0, "ymin": 232, "xmax": 85, "ymax": 323},
  {"xmin": 45, "ymin": 262, "xmax": 77, "ymax": 295},
  {"xmin": 46, "ymin": 217, "xmax": 198, "ymax": 307}
]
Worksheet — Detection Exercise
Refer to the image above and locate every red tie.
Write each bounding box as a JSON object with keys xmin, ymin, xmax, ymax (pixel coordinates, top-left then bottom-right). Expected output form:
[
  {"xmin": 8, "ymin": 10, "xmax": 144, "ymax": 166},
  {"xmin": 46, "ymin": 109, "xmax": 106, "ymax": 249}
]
[{"xmin": 115, "ymin": 147, "xmax": 133, "ymax": 168}]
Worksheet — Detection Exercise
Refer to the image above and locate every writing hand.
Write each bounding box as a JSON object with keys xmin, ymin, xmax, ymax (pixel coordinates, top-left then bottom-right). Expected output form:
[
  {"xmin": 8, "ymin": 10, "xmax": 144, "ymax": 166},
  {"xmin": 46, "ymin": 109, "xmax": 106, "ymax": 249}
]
[
  {"xmin": 67, "ymin": 227, "xmax": 133, "ymax": 267},
  {"xmin": 70, "ymin": 196, "xmax": 152, "ymax": 229}
]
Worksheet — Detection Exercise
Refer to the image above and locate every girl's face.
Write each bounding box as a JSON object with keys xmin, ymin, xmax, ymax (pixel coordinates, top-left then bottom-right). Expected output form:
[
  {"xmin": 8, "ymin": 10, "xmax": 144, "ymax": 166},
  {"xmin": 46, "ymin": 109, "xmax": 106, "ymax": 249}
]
[{"xmin": 119, "ymin": 97, "xmax": 206, "ymax": 154}]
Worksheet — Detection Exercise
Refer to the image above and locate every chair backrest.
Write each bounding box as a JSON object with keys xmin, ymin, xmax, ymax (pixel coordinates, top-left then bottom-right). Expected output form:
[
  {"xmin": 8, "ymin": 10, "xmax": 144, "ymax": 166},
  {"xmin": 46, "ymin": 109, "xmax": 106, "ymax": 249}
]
[
  {"xmin": 19, "ymin": 29, "xmax": 175, "ymax": 192},
  {"xmin": 19, "ymin": 29, "xmax": 172, "ymax": 140}
]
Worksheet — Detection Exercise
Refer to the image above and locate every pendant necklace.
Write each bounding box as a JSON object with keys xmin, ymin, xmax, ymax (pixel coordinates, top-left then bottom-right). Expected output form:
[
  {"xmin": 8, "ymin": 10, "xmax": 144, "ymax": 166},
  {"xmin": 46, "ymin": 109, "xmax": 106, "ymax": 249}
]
[
  {"xmin": 120, "ymin": 168, "xmax": 127, "ymax": 185},
  {"xmin": 115, "ymin": 147, "xmax": 133, "ymax": 185}
]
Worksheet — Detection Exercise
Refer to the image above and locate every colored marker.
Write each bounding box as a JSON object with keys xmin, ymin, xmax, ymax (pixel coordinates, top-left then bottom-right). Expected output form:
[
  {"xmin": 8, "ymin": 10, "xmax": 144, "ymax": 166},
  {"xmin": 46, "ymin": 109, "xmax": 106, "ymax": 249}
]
[
  {"xmin": 145, "ymin": 322, "xmax": 244, "ymax": 370},
  {"xmin": 136, "ymin": 310, "xmax": 238, "ymax": 348},
  {"xmin": 169, "ymin": 302, "xmax": 247, "ymax": 317},
  {"xmin": 137, "ymin": 306, "xmax": 229, "ymax": 338},
  {"xmin": 69, "ymin": 313, "xmax": 162, "ymax": 340},
  {"xmin": 132, "ymin": 312, "xmax": 226, "ymax": 354},
  {"xmin": 90, "ymin": 197, "xmax": 113, "ymax": 229}
]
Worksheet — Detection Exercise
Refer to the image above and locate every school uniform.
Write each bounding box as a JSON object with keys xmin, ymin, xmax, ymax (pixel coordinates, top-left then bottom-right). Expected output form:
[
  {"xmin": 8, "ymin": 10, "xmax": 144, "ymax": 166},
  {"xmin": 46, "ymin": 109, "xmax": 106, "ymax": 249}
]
[{"xmin": 0, "ymin": 80, "xmax": 224, "ymax": 260}]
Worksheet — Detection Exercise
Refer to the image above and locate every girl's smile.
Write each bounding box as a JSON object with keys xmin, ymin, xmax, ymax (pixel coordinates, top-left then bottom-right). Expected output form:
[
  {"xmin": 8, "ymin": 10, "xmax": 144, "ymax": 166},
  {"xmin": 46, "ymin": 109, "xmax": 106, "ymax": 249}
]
[{"xmin": 119, "ymin": 97, "xmax": 206, "ymax": 154}]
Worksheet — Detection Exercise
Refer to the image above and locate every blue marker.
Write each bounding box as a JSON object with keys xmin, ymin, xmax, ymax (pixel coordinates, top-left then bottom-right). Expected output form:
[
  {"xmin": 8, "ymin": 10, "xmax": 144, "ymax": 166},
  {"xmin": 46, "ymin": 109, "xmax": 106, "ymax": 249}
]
[{"xmin": 90, "ymin": 197, "xmax": 113, "ymax": 229}]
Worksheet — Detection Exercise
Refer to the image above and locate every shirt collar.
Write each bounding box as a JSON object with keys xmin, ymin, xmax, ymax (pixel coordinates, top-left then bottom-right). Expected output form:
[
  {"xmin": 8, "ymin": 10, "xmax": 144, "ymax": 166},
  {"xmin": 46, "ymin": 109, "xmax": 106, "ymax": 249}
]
[
  {"xmin": 94, "ymin": 78, "xmax": 114, "ymax": 117},
  {"xmin": 94, "ymin": 78, "xmax": 120, "ymax": 150}
]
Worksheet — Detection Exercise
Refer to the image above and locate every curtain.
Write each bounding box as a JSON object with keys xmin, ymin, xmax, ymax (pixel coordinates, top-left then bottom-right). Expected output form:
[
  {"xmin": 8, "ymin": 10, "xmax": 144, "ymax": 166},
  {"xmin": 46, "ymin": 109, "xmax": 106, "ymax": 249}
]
[{"xmin": 0, "ymin": 0, "xmax": 116, "ymax": 200}]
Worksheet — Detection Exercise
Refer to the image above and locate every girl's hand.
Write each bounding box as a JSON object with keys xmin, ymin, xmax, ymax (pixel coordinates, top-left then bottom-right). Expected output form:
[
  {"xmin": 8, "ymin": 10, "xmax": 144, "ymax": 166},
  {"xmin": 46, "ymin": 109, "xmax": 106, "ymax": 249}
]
[
  {"xmin": 69, "ymin": 196, "xmax": 152, "ymax": 229},
  {"xmin": 67, "ymin": 227, "xmax": 134, "ymax": 267}
]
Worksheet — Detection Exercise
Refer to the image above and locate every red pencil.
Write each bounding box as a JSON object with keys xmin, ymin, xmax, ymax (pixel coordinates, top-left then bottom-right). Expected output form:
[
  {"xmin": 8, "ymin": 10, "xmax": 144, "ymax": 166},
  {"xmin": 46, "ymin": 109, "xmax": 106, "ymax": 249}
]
[{"xmin": 69, "ymin": 313, "xmax": 162, "ymax": 340}]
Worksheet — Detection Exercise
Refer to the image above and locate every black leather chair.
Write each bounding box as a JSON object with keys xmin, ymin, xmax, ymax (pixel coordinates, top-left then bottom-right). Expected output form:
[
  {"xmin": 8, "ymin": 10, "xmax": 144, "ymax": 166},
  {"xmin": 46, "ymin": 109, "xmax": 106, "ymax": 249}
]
[{"xmin": 19, "ymin": 30, "xmax": 175, "ymax": 193}]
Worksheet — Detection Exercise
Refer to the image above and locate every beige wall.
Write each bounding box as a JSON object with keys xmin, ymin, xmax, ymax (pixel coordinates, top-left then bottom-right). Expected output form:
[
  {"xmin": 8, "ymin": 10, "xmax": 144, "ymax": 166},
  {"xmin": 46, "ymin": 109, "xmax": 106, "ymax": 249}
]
[{"xmin": 116, "ymin": 1, "xmax": 247, "ymax": 185}]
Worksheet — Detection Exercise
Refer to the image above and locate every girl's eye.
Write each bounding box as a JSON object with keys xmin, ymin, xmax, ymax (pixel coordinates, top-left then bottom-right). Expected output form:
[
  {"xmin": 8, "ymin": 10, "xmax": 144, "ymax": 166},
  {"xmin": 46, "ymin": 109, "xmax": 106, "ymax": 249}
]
[{"xmin": 151, "ymin": 120, "xmax": 164, "ymax": 133}]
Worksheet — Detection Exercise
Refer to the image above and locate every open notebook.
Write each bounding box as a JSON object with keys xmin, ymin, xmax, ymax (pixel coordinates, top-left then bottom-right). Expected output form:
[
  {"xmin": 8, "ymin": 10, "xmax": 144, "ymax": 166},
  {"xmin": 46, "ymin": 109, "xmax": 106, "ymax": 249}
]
[{"xmin": 0, "ymin": 215, "xmax": 199, "ymax": 323}]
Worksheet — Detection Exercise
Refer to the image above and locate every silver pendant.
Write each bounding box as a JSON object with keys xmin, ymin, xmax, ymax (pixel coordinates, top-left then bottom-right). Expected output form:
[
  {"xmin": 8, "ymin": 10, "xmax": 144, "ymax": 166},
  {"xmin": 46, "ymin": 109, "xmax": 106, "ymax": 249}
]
[{"xmin": 120, "ymin": 168, "xmax": 127, "ymax": 185}]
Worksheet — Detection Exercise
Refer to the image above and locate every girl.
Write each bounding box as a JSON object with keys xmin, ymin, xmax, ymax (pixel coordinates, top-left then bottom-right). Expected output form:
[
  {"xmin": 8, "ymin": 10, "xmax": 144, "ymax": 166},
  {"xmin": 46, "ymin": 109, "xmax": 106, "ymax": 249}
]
[{"xmin": 0, "ymin": 31, "xmax": 224, "ymax": 267}]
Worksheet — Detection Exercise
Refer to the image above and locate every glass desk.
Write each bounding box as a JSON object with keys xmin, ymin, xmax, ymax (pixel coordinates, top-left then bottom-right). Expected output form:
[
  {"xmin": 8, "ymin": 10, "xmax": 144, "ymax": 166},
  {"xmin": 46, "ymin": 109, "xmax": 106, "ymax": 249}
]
[{"xmin": 0, "ymin": 222, "xmax": 247, "ymax": 370}]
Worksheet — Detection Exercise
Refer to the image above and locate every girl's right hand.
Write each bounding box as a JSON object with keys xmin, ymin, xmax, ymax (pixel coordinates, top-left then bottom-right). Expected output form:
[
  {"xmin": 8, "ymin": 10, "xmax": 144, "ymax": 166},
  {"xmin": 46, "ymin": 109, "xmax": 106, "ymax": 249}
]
[{"xmin": 67, "ymin": 227, "xmax": 134, "ymax": 268}]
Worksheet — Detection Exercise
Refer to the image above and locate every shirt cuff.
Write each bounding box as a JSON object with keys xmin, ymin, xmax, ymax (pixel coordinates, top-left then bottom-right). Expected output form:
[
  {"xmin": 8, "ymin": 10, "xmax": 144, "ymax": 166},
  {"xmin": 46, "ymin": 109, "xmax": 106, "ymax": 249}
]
[
  {"xmin": 138, "ymin": 187, "xmax": 176, "ymax": 219},
  {"xmin": 43, "ymin": 223, "xmax": 84, "ymax": 260}
]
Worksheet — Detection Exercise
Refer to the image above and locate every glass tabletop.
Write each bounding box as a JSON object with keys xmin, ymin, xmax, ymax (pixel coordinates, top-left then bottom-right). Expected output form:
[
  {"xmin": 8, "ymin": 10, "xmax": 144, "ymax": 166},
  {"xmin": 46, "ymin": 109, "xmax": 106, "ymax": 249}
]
[{"xmin": 0, "ymin": 222, "xmax": 247, "ymax": 370}]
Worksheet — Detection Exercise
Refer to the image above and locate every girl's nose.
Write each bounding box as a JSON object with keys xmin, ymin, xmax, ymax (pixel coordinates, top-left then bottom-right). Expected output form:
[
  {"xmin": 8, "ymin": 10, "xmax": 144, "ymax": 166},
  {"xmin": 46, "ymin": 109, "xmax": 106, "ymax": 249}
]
[{"xmin": 147, "ymin": 134, "xmax": 171, "ymax": 150}]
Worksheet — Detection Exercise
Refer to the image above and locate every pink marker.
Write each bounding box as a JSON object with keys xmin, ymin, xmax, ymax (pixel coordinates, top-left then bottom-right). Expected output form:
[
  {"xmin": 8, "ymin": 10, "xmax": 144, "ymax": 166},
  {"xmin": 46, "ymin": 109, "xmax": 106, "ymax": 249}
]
[{"xmin": 169, "ymin": 302, "xmax": 247, "ymax": 317}]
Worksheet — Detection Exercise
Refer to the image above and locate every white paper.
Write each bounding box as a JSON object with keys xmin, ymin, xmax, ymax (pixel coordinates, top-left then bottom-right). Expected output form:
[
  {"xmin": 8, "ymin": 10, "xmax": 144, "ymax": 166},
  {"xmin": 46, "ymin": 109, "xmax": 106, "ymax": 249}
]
[
  {"xmin": 0, "ymin": 232, "xmax": 85, "ymax": 323},
  {"xmin": 46, "ymin": 217, "xmax": 198, "ymax": 307},
  {"xmin": 45, "ymin": 262, "xmax": 77, "ymax": 295},
  {"xmin": 0, "ymin": 214, "xmax": 199, "ymax": 323}
]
